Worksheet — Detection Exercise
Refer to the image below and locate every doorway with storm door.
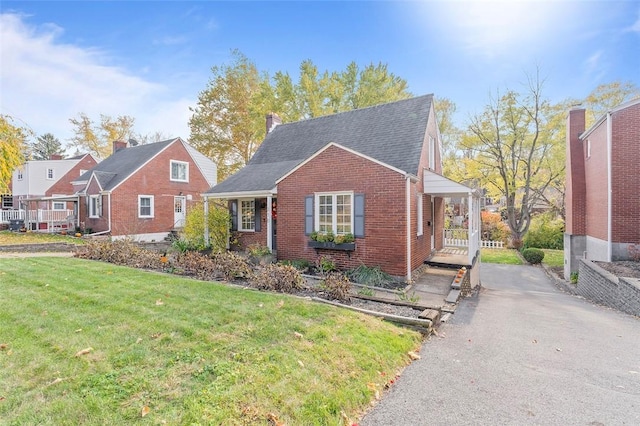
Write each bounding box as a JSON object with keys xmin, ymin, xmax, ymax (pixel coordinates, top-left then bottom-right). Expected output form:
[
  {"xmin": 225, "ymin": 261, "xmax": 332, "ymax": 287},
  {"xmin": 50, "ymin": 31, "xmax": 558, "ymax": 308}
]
[{"xmin": 174, "ymin": 196, "xmax": 186, "ymax": 228}]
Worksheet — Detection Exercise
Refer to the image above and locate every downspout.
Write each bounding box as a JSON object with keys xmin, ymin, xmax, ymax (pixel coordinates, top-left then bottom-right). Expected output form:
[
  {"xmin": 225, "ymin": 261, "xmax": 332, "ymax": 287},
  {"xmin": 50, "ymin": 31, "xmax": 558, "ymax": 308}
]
[
  {"xmin": 203, "ymin": 196, "xmax": 210, "ymax": 247},
  {"xmin": 406, "ymin": 175, "xmax": 412, "ymax": 282},
  {"xmin": 468, "ymin": 192, "xmax": 473, "ymax": 266},
  {"xmin": 607, "ymin": 112, "xmax": 612, "ymax": 261},
  {"xmin": 90, "ymin": 192, "xmax": 111, "ymax": 237},
  {"xmin": 266, "ymin": 195, "xmax": 273, "ymax": 251}
]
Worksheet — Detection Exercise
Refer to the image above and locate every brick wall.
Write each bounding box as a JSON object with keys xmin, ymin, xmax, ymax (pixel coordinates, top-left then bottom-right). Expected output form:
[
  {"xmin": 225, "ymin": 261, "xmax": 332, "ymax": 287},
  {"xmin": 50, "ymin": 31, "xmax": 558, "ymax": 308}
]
[
  {"xmin": 611, "ymin": 102, "xmax": 640, "ymax": 245},
  {"xmin": 277, "ymin": 145, "xmax": 412, "ymax": 276},
  {"xmin": 577, "ymin": 259, "xmax": 640, "ymax": 316},
  {"xmin": 565, "ymin": 108, "xmax": 586, "ymax": 235},
  {"xmin": 583, "ymin": 120, "xmax": 609, "ymax": 241},
  {"xmin": 83, "ymin": 141, "xmax": 210, "ymax": 238}
]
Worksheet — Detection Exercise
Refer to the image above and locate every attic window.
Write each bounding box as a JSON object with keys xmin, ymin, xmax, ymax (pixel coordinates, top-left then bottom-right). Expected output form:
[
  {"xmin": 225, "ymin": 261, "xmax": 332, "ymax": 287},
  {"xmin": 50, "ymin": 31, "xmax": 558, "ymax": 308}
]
[
  {"xmin": 17, "ymin": 170, "xmax": 23, "ymax": 180},
  {"xmin": 170, "ymin": 160, "xmax": 189, "ymax": 182},
  {"xmin": 46, "ymin": 168, "xmax": 54, "ymax": 180}
]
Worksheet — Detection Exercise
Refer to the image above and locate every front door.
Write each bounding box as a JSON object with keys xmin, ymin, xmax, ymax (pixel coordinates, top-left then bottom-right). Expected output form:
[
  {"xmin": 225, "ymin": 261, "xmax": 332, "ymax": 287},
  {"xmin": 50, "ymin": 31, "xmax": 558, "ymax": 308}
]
[{"xmin": 174, "ymin": 196, "xmax": 186, "ymax": 228}]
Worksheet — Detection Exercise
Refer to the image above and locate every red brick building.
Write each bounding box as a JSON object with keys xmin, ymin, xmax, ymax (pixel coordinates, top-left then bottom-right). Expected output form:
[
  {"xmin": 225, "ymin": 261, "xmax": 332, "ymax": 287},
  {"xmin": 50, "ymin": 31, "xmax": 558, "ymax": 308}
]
[
  {"xmin": 565, "ymin": 99, "xmax": 640, "ymax": 278},
  {"xmin": 73, "ymin": 138, "xmax": 217, "ymax": 241},
  {"xmin": 205, "ymin": 95, "xmax": 479, "ymax": 281}
]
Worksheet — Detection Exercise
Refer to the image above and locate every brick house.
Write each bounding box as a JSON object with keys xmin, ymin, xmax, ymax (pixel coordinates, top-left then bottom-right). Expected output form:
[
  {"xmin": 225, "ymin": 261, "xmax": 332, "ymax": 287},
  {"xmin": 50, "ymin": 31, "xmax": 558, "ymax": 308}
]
[
  {"xmin": 204, "ymin": 95, "xmax": 480, "ymax": 281},
  {"xmin": 1, "ymin": 154, "xmax": 98, "ymax": 231},
  {"xmin": 564, "ymin": 98, "xmax": 640, "ymax": 278},
  {"xmin": 73, "ymin": 138, "xmax": 217, "ymax": 241}
]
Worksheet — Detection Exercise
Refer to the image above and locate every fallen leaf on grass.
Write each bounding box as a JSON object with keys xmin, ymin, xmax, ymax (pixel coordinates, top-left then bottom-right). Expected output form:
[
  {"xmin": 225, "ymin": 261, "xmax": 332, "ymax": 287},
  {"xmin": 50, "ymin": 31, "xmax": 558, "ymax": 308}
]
[
  {"xmin": 266, "ymin": 412, "xmax": 284, "ymax": 426},
  {"xmin": 408, "ymin": 351, "xmax": 421, "ymax": 360},
  {"xmin": 46, "ymin": 377, "xmax": 64, "ymax": 387},
  {"xmin": 151, "ymin": 333, "xmax": 162, "ymax": 339},
  {"xmin": 155, "ymin": 299, "xmax": 164, "ymax": 306},
  {"xmin": 74, "ymin": 347, "xmax": 93, "ymax": 357},
  {"xmin": 0, "ymin": 343, "xmax": 8, "ymax": 350},
  {"xmin": 298, "ymin": 360, "xmax": 305, "ymax": 368},
  {"xmin": 0, "ymin": 396, "xmax": 5, "ymax": 401},
  {"xmin": 293, "ymin": 332, "xmax": 303, "ymax": 339},
  {"xmin": 75, "ymin": 329, "xmax": 82, "ymax": 333},
  {"xmin": 277, "ymin": 300, "xmax": 284, "ymax": 308},
  {"xmin": 136, "ymin": 337, "xmax": 143, "ymax": 344},
  {"xmin": 141, "ymin": 405, "xmax": 151, "ymax": 417}
]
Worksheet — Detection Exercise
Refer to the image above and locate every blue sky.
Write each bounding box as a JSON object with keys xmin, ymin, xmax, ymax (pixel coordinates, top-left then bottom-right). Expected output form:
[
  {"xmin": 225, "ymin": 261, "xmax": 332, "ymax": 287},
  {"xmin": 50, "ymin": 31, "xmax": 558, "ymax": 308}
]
[{"xmin": 1, "ymin": 1, "xmax": 639, "ymax": 147}]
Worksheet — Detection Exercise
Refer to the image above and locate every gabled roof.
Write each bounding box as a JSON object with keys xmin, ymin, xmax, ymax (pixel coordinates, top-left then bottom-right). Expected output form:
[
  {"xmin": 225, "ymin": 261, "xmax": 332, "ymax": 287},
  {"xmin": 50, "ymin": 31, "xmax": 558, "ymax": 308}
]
[
  {"xmin": 75, "ymin": 138, "xmax": 216, "ymax": 192},
  {"xmin": 206, "ymin": 94, "xmax": 434, "ymax": 196}
]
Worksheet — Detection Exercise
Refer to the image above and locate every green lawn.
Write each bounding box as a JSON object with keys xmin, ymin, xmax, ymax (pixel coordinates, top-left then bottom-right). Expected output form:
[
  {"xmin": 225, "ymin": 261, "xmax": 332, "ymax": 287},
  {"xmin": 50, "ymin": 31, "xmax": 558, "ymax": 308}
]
[
  {"xmin": 0, "ymin": 230, "xmax": 84, "ymax": 245},
  {"xmin": 0, "ymin": 257, "xmax": 421, "ymax": 425},
  {"xmin": 541, "ymin": 249, "xmax": 564, "ymax": 267},
  {"xmin": 480, "ymin": 248, "xmax": 523, "ymax": 264}
]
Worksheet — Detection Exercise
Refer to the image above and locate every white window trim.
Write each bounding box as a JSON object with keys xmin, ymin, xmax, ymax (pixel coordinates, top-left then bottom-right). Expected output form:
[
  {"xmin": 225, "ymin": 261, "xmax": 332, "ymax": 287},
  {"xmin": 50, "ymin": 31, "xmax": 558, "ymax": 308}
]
[
  {"xmin": 586, "ymin": 139, "xmax": 591, "ymax": 159},
  {"xmin": 17, "ymin": 170, "xmax": 23, "ymax": 180},
  {"xmin": 138, "ymin": 195, "xmax": 154, "ymax": 218},
  {"xmin": 314, "ymin": 191, "xmax": 354, "ymax": 235},
  {"xmin": 2, "ymin": 196, "xmax": 13, "ymax": 209},
  {"xmin": 46, "ymin": 168, "xmax": 55, "ymax": 180},
  {"xmin": 52, "ymin": 201, "xmax": 66, "ymax": 210},
  {"xmin": 238, "ymin": 198, "xmax": 255, "ymax": 232},
  {"xmin": 89, "ymin": 195, "xmax": 101, "ymax": 218},
  {"xmin": 417, "ymin": 194, "xmax": 424, "ymax": 236},
  {"xmin": 170, "ymin": 160, "xmax": 189, "ymax": 182}
]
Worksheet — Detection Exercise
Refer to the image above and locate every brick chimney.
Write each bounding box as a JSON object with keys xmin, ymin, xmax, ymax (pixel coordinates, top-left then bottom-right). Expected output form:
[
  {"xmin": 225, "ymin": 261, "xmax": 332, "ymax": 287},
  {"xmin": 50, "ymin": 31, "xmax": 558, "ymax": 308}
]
[
  {"xmin": 265, "ymin": 113, "xmax": 282, "ymax": 134},
  {"xmin": 113, "ymin": 140, "xmax": 127, "ymax": 154},
  {"xmin": 49, "ymin": 154, "xmax": 63, "ymax": 160},
  {"xmin": 565, "ymin": 107, "xmax": 586, "ymax": 236}
]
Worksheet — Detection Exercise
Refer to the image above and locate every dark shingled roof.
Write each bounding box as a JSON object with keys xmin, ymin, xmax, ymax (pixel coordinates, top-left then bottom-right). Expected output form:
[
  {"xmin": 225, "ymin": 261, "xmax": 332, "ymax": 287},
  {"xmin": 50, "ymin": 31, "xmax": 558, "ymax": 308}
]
[
  {"xmin": 78, "ymin": 139, "xmax": 175, "ymax": 191},
  {"xmin": 207, "ymin": 94, "xmax": 433, "ymax": 194}
]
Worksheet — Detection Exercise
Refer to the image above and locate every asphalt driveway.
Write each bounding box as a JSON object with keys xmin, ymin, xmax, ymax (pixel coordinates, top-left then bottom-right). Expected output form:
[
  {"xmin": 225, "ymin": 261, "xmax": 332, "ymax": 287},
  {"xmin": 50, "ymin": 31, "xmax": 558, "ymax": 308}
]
[{"xmin": 362, "ymin": 263, "xmax": 640, "ymax": 425}]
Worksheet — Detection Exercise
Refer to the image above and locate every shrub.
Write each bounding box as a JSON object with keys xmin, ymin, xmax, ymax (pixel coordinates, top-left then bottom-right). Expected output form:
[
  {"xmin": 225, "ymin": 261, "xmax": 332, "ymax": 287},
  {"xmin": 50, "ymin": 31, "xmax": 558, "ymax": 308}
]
[
  {"xmin": 347, "ymin": 264, "xmax": 395, "ymax": 288},
  {"xmin": 176, "ymin": 251, "xmax": 218, "ymax": 280},
  {"xmin": 75, "ymin": 239, "xmax": 163, "ymax": 269},
  {"xmin": 570, "ymin": 271, "xmax": 579, "ymax": 284},
  {"xmin": 481, "ymin": 211, "xmax": 509, "ymax": 244},
  {"xmin": 524, "ymin": 212, "xmax": 564, "ymax": 250},
  {"xmin": 522, "ymin": 248, "xmax": 545, "ymax": 264},
  {"xmin": 279, "ymin": 259, "xmax": 311, "ymax": 272},
  {"xmin": 253, "ymin": 264, "xmax": 304, "ymax": 293},
  {"xmin": 318, "ymin": 256, "xmax": 337, "ymax": 274},
  {"xmin": 321, "ymin": 272, "xmax": 351, "ymax": 302},
  {"xmin": 247, "ymin": 243, "xmax": 271, "ymax": 257},
  {"xmin": 210, "ymin": 251, "xmax": 253, "ymax": 281},
  {"xmin": 181, "ymin": 201, "xmax": 230, "ymax": 252}
]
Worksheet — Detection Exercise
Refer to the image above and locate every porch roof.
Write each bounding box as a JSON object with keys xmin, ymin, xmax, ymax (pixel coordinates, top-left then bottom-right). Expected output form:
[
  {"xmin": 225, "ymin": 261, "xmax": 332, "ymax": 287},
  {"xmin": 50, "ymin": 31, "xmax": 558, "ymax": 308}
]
[
  {"xmin": 423, "ymin": 170, "xmax": 479, "ymax": 197},
  {"xmin": 19, "ymin": 195, "xmax": 80, "ymax": 202}
]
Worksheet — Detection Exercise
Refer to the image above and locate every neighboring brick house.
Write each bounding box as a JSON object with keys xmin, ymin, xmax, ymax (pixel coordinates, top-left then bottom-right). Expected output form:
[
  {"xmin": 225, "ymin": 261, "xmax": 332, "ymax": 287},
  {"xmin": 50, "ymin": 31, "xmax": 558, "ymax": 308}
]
[
  {"xmin": 204, "ymin": 95, "xmax": 480, "ymax": 281},
  {"xmin": 565, "ymin": 98, "xmax": 640, "ymax": 279},
  {"xmin": 10, "ymin": 153, "xmax": 98, "ymax": 210},
  {"xmin": 73, "ymin": 138, "xmax": 217, "ymax": 241}
]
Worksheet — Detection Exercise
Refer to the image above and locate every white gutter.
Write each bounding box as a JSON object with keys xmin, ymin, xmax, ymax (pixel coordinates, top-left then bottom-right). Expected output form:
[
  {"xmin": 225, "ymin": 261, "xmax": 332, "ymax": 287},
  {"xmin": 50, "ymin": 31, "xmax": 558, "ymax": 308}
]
[
  {"xmin": 607, "ymin": 112, "xmax": 612, "ymax": 261},
  {"xmin": 406, "ymin": 175, "xmax": 412, "ymax": 282}
]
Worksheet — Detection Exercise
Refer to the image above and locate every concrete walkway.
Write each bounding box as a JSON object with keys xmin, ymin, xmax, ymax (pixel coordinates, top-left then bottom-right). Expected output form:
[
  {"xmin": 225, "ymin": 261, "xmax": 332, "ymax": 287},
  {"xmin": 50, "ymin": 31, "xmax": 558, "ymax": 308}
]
[
  {"xmin": 0, "ymin": 251, "xmax": 74, "ymax": 258},
  {"xmin": 362, "ymin": 263, "xmax": 640, "ymax": 425}
]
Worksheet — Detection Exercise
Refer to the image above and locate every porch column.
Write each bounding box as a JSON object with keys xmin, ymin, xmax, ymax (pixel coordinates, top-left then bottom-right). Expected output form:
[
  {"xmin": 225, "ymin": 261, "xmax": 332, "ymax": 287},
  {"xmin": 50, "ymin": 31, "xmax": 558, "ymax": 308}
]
[
  {"xmin": 266, "ymin": 195, "xmax": 273, "ymax": 251},
  {"xmin": 468, "ymin": 193, "xmax": 473, "ymax": 266}
]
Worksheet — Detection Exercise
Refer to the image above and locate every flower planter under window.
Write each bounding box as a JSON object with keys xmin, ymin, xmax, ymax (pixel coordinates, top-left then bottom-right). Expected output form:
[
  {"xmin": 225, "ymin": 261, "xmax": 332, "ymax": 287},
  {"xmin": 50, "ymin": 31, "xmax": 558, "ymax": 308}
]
[{"xmin": 308, "ymin": 241, "xmax": 356, "ymax": 251}]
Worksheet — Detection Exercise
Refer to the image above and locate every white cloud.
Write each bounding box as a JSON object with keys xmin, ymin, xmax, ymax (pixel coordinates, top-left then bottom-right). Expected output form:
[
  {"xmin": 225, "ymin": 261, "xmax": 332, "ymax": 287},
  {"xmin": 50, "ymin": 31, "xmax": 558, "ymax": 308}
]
[
  {"xmin": 0, "ymin": 13, "xmax": 192, "ymax": 147},
  {"xmin": 627, "ymin": 10, "xmax": 640, "ymax": 32}
]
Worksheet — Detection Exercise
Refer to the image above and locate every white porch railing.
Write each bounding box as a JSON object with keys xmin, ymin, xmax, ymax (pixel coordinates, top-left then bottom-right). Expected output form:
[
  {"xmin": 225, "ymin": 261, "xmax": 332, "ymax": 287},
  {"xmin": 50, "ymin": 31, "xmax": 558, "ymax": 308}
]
[
  {"xmin": 444, "ymin": 228, "xmax": 504, "ymax": 249},
  {"xmin": 0, "ymin": 210, "xmax": 25, "ymax": 223}
]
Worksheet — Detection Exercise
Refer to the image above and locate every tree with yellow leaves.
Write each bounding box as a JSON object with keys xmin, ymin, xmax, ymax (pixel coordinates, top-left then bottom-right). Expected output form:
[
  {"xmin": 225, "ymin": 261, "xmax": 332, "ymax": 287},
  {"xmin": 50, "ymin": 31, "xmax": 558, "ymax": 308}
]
[{"xmin": 0, "ymin": 115, "xmax": 28, "ymax": 193}]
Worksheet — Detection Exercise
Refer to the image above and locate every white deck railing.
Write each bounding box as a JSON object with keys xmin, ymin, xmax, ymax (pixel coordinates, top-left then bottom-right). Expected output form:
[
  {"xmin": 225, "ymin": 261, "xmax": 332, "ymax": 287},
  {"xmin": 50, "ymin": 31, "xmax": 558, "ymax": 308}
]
[
  {"xmin": 0, "ymin": 210, "xmax": 25, "ymax": 222},
  {"xmin": 1, "ymin": 209, "xmax": 75, "ymax": 232}
]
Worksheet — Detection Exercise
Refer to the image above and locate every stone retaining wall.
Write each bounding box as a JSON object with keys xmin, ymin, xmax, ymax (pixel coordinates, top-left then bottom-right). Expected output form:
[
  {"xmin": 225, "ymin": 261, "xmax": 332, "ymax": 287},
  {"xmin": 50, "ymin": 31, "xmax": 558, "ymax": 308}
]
[{"xmin": 577, "ymin": 259, "xmax": 640, "ymax": 316}]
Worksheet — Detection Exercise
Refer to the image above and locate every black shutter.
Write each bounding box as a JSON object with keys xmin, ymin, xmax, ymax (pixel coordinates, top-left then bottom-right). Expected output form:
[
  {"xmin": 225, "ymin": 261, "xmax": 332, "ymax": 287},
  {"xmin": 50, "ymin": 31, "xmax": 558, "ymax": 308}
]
[
  {"xmin": 254, "ymin": 199, "xmax": 261, "ymax": 232},
  {"xmin": 230, "ymin": 200, "xmax": 237, "ymax": 231},
  {"xmin": 305, "ymin": 195, "xmax": 314, "ymax": 235},
  {"xmin": 354, "ymin": 193, "xmax": 365, "ymax": 238}
]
